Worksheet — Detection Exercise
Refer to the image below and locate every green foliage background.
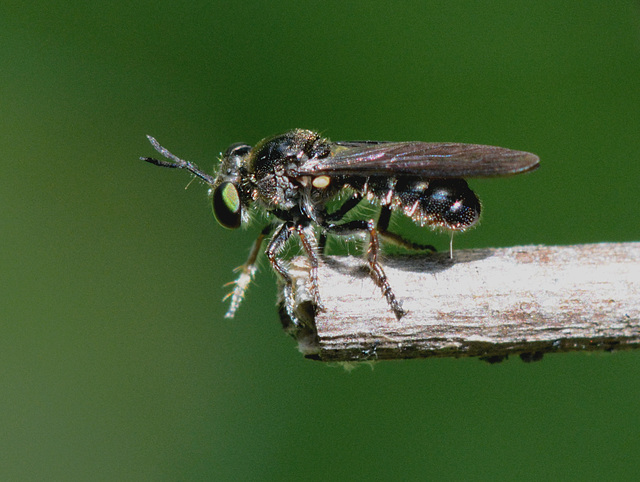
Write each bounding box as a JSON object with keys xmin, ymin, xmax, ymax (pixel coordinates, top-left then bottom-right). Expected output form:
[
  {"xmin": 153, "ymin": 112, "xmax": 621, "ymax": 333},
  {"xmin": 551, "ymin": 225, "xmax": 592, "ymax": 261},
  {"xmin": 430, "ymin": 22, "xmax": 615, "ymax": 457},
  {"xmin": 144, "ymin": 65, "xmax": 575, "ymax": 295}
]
[{"xmin": 1, "ymin": 2, "xmax": 639, "ymax": 480}]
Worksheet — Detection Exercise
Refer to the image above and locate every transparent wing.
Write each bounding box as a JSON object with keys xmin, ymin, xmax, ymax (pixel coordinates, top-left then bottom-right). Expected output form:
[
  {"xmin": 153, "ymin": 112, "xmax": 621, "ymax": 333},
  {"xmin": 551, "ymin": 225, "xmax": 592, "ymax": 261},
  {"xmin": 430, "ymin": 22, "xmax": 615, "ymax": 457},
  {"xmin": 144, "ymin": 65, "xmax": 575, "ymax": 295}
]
[{"xmin": 298, "ymin": 141, "xmax": 540, "ymax": 178}]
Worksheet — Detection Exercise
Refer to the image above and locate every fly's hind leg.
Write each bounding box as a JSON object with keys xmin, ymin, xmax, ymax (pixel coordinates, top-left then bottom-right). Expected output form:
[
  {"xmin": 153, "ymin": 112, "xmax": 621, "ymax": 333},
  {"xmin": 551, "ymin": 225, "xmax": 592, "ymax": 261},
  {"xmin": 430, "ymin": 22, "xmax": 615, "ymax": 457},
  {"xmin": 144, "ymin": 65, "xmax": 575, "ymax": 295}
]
[
  {"xmin": 323, "ymin": 218, "xmax": 406, "ymax": 320},
  {"xmin": 224, "ymin": 224, "xmax": 274, "ymax": 318},
  {"xmin": 377, "ymin": 206, "xmax": 436, "ymax": 252}
]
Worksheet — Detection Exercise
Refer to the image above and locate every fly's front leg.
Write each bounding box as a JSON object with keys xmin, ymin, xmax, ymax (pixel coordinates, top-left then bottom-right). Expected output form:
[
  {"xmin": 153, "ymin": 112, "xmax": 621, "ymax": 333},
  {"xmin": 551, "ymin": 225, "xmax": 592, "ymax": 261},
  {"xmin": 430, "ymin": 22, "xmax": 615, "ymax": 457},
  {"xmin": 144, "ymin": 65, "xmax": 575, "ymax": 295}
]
[
  {"xmin": 224, "ymin": 224, "xmax": 273, "ymax": 318},
  {"xmin": 323, "ymin": 219, "xmax": 406, "ymax": 320},
  {"xmin": 265, "ymin": 223, "xmax": 298, "ymax": 324}
]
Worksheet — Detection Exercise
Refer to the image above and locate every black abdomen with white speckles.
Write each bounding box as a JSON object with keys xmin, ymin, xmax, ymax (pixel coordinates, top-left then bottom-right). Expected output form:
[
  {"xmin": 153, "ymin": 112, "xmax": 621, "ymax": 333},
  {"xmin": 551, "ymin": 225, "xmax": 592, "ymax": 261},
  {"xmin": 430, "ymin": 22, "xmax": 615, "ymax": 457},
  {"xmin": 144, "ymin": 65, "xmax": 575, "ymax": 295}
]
[{"xmin": 348, "ymin": 176, "xmax": 481, "ymax": 230}]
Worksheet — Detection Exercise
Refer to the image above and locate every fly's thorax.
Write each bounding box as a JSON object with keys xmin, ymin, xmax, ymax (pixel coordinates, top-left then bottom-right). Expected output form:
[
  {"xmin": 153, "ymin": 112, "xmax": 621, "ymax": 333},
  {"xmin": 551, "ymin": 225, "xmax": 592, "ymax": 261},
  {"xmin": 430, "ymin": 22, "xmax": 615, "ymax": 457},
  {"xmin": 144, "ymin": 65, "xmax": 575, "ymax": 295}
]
[
  {"xmin": 247, "ymin": 129, "xmax": 333, "ymax": 213},
  {"xmin": 249, "ymin": 129, "xmax": 331, "ymax": 176}
]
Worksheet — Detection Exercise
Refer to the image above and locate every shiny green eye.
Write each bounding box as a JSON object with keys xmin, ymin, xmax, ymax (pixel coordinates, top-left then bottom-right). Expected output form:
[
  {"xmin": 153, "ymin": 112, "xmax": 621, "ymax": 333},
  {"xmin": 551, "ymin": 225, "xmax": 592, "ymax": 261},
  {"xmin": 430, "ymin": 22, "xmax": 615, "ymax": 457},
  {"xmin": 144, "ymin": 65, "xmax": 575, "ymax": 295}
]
[{"xmin": 213, "ymin": 182, "xmax": 241, "ymax": 229}]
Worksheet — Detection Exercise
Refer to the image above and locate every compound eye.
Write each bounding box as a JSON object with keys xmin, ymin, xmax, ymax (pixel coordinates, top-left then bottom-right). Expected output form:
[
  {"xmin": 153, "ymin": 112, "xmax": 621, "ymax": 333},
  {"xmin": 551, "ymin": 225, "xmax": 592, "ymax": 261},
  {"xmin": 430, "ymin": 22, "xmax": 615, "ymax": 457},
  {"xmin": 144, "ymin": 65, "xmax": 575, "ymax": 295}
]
[
  {"xmin": 224, "ymin": 143, "xmax": 251, "ymax": 158},
  {"xmin": 213, "ymin": 182, "xmax": 242, "ymax": 229}
]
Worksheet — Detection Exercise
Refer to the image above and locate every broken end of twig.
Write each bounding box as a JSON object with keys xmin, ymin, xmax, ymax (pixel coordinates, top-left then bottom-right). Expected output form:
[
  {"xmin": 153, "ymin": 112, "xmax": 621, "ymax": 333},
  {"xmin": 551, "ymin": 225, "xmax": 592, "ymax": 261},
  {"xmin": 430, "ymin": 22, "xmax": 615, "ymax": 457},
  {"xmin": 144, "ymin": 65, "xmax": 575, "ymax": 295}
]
[{"xmin": 278, "ymin": 243, "xmax": 640, "ymax": 363}]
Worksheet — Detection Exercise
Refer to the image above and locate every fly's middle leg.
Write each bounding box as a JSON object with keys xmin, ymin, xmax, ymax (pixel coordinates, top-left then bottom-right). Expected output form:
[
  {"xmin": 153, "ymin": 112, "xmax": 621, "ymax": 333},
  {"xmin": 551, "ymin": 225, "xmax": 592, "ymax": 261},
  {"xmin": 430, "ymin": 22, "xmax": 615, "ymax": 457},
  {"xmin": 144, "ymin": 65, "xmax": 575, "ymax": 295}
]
[
  {"xmin": 296, "ymin": 225, "xmax": 324, "ymax": 312},
  {"xmin": 377, "ymin": 206, "xmax": 436, "ymax": 252},
  {"xmin": 318, "ymin": 191, "xmax": 363, "ymax": 254}
]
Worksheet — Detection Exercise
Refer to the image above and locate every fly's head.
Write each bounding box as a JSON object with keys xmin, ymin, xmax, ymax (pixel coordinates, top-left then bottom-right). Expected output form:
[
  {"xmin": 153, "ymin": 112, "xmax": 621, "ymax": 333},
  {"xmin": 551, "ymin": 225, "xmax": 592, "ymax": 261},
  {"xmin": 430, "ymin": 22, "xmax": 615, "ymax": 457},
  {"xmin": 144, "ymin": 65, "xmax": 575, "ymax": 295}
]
[
  {"xmin": 211, "ymin": 143, "xmax": 253, "ymax": 229},
  {"xmin": 141, "ymin": 135, "xmax": 256, "ymax": 231}
]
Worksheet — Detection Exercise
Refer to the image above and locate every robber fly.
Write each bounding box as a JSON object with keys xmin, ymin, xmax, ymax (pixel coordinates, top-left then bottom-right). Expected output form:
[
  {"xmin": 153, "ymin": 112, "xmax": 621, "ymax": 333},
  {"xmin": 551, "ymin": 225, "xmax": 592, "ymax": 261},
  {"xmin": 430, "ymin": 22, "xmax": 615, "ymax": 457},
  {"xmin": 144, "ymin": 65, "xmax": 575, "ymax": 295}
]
[{"xmin": 141, "ymin": 129, "xmax": 539, "ymax": 324}]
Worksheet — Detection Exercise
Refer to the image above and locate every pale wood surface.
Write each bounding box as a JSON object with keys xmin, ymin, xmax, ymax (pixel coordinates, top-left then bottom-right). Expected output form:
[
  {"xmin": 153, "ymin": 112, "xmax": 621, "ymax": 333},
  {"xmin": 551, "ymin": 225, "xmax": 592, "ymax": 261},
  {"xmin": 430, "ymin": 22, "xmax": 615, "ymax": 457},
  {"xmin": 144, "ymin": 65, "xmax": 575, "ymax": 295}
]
[{"xmin": 279, "ymin": 242, "xmax": 640, "ymax": 362}]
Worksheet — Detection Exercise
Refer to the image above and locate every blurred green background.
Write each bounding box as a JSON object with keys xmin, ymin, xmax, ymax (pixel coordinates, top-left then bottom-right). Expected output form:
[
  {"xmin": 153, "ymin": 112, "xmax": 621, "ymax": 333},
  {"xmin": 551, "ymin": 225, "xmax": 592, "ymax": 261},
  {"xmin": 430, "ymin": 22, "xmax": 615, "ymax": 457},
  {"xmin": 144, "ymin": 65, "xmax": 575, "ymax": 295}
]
[{"xmin": 2, "ymin": 1, "xmax": 640, "ymax": 480}]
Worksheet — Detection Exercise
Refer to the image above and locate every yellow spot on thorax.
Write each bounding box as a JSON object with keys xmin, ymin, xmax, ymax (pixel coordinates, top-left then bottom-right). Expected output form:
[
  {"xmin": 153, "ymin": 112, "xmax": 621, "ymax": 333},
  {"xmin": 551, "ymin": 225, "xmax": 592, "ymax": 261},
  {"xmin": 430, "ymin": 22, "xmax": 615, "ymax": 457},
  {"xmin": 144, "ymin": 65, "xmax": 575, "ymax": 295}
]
[{"xmin": 312, "ymin": 175, "xmax": 331, "ymax": 189}]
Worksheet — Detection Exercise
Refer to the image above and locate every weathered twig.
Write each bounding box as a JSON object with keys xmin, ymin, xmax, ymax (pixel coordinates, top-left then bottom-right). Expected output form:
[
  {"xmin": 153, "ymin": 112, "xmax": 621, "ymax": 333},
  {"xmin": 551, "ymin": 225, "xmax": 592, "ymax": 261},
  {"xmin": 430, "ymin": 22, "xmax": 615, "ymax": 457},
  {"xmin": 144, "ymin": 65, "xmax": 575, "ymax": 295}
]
[{"xmin": 279, "ymin": 242, "xmax": 640, "ymax": 362}]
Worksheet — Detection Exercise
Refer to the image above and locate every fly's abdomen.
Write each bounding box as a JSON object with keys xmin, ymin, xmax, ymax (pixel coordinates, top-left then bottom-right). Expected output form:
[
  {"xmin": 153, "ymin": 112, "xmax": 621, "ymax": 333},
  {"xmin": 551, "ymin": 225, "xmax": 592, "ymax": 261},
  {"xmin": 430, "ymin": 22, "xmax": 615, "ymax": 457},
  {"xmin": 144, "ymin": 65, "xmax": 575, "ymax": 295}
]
[
  {"xmin": 411, "ymin": 179, "xmax": 481, "ymax": 230},
  {"xmin": 360, "ymin": 177, "xmax": 481, "ymax": 231}
]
